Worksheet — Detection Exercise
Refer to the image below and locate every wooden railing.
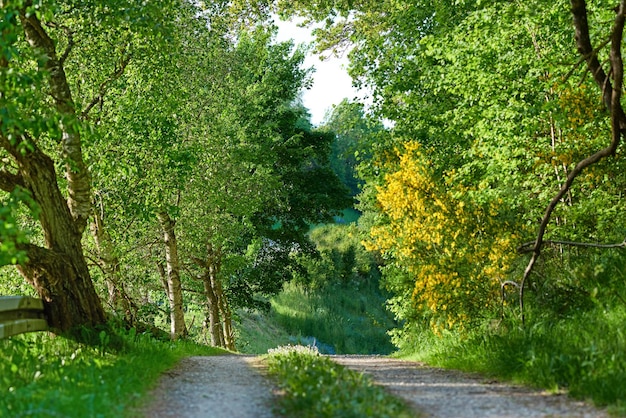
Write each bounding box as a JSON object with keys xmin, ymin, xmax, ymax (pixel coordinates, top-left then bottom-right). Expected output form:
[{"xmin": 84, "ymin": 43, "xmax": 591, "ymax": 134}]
[{"xmin": 0, "ymin": 296, "xmax": 49, "ymax": 339}]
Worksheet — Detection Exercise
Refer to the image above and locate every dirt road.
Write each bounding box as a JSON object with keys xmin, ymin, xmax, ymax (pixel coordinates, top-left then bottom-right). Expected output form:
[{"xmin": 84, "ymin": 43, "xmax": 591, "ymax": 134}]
[
  {"xmin": 140, "ymin": 355, "xmax": 278, "ymax": 418},
  {"xmin": 141, "ymin": 354, "xmax": 607, "ymax": 417}
]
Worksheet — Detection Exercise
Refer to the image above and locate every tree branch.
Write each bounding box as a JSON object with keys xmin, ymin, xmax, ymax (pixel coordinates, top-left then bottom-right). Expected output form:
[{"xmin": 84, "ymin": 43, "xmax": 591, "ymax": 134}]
[
  {"xmin": 59, "ymin": 29, "xmax": 74, "ymax": 65},
  {"xmin": 81, "ymin": 45, "xmax": 132, "ymax": 120},
  {"xmin": 518, "ymin": 238, "xmax": 626, "ymax": 253},
  {"xmin": 20, "ymin": 5, "xmax": 92, "ymax": 233},
  {"xmin": 519, "ymin": 1, "xmax": 626, "ymax": 324},
  {"xmin": 571, "ymin": 0, "xmax": 626, "ymax": 128},
  {"xmin": 563, "ymin": 36, "xmax": 611, "ymax": 82},
  {"xmin": 44, "ymin": 21, "xmax": 75, "ymax": 65}
]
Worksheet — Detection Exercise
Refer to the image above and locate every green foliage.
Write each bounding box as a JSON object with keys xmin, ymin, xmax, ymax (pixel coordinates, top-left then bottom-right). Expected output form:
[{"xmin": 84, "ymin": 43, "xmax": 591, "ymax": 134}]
[
  {"xmin": 320, "ymin": 99, "xmax": 385, "ymax": 197},
  {"xmin": 0, "ymin": 326, "xmax": 224, "ymax": 417},
  {"xmin": 265, "ymin": 223, "xmax": 394, "ymax": 354},
  {"xmin": 265, "ymin": 345, "xmax": 414, "ymax": 418},
  {"xmin": 83, "ymin": 11, "xmax": 350, "ymax": 332},
  {"xmin": 305, "ymin": 223, "xmax": 376, "ymax": 288},
  {"xmin": 0, "ymin": 187, "xmax": 39, "ymax": 267}
]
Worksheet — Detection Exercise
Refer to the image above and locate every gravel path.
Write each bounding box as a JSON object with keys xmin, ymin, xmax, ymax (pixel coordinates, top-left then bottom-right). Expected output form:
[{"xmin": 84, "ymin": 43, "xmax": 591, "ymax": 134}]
[
  {"xmin": 331, "ymin": 355, "xmax": 608, "ymax": 418},
  {"xmin": 140, "ymin": 354, "xmax": 609, "ymax": 418},
  {"xmin": 140, "ymin": 355, "xmax": 277, "ymax": 418}
]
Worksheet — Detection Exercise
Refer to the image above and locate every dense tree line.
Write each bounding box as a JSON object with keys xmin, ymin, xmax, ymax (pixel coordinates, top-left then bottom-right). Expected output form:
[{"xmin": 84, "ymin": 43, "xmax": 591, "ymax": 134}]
[
  {"xmin": 288, "ymin": 0, "xmax": 626, "ymax": 344},
  {"xmin": 3, "ymin": 0, "xmax": 626, "ymax": 353},
  {"xmin": 0, "ymin": 0, "xmax": 349, "ymax": 347}
]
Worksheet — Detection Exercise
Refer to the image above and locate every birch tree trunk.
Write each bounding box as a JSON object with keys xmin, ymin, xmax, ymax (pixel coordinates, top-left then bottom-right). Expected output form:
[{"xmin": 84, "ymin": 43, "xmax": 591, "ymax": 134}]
[
  {"xmin": 157, "ymin": 211, "xmax": 187, "ymax": 340},
  {"xmin": 202, "ymin": 264, "xmax": 225, "ymax": 347},
  {"xmin": 195, "ymin": 244, "xmax": 235, "ymax": 349},
  {"xmin": 205, "ymin": 245, "xmax": 235, "ymax": 350},
  {"xmin": 0, "ymin": 8, "xmax": 106, "ymax": 331}
]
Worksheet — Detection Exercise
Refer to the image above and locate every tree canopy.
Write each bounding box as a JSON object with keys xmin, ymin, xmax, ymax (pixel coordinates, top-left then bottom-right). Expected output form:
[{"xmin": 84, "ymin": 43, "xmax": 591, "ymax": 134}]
[
  {"xmin": 3, "ymin": 0, "xmax": 626, "ymax": 353},
  {"xmin": 280, "ymin": 0, "xmax": 626, "ymax": 339},
  {"xmin": 0, "ymin": 0, "xmax": 350, "ymax": 344}
]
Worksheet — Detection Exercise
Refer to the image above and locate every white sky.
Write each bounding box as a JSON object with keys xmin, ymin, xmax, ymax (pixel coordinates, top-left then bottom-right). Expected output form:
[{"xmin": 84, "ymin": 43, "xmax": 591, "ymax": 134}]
[{"xmin": 275, "ymin": 19, "xmax": 359, "ymax": 126}]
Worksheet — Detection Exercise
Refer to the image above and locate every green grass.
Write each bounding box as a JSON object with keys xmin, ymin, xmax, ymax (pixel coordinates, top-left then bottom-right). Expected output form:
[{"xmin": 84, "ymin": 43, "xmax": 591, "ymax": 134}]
[
  {"xmin": 395, "ymin": 306, "xmax": 626, "ymax": 416},
  {"xmin": 236, "ymin": 308, "xmax": 294, "ymax": 354},
  {"xmin": 265, "ymin": 345, "xmax": 415, "ymax": 418},
  {"xmin": 0, "ymin": 326, "xmax": 225, "ymax": 417},
  {"xmin": 266, "ymin": 280, "xmax": 395, "ymax": 354}
]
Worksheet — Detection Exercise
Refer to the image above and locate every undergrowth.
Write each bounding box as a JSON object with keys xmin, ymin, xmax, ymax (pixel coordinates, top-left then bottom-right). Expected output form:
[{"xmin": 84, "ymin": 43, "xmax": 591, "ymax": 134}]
[
  {"xmin": 395, "ymin": 305, "xmax": 626, "ymax": 415},
  {"xmin": 265, "ymin": 345, "xmax": 415, "ymax": 418},
  {"xmin": 0, "ymin": 326, "xmax": 224, "ymax": 417}
]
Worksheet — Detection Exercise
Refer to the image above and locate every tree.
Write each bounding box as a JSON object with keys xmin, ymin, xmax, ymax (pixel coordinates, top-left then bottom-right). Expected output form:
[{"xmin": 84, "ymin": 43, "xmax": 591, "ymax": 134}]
[
  {"xmin": 179, "ymin": 40, "xmax": 351, "ymax": 347},
  {"xmin": 0, "ymin": 0, "xmax": 188, "ymax": 331},
  {"xmin": 1, "ymin": 2, "xmax": 105, "ymax": 330},
  {"xmin": 78, "ymin": 9, "xmax": 349, "ymax": 346},
  {"xmin": 277, "ymin": 0, "xmax": 626, "ymax": 336},
  {"xmin": 518, "ymin": 1, "xmax": 626, "ymax": 321},
  {"xmin": 320, "ymin": 99, "xmax": 383, "ymax": 197}
]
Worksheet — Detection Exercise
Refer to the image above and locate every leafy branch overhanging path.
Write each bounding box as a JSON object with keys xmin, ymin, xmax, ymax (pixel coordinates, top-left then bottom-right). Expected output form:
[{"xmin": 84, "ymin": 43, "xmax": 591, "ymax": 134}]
[{"xmin": 518, "ymin": 0, "xmax": 626, "ymax": 324}]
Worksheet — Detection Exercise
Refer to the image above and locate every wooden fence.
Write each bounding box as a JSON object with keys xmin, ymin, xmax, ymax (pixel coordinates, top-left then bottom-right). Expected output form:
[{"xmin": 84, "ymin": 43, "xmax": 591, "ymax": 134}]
[{"xmin": 0, "ymin": 296, "xmax": 48, "ymax": 339}]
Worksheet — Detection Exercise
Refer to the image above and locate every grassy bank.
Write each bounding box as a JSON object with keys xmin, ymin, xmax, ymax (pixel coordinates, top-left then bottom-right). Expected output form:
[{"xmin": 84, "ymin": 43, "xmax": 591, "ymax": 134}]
[
  {"xmin": 0, "ymin": 327, "xmax": 224, "ymax": 417},
  {"xmin": 238, "ymin": 278, "xmax": 395, "ymax": 355},
  {"xmin": 396, "ymin": 306, "xmax": 626, "ymax": 415}
]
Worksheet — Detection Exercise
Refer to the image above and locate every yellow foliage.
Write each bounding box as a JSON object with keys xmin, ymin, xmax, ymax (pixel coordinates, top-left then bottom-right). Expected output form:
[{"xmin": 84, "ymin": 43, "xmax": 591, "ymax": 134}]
[{"xmin": 366, "ymin": 141, "xmax": 518, "ymax": 332}]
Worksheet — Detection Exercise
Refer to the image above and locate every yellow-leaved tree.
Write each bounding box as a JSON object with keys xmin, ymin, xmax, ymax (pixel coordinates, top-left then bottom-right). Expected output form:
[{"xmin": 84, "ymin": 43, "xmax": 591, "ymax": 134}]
[{"xmin": 365, "ymin": 141, "xmax": 518, "ymax": 333}]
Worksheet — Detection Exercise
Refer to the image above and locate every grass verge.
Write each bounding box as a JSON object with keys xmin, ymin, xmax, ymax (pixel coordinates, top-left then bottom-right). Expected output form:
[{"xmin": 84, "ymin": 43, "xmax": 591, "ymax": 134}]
[
  {"xmin": 265, "ymin": 345, "xmax": 415, "ymax": 418},
  {"xmin": 395, "ymin": 306, "xmax": 626, "ymax": 416},
  {"xmin": 0, "ymin": 326, "xmax": 225, "ymax": 417}
]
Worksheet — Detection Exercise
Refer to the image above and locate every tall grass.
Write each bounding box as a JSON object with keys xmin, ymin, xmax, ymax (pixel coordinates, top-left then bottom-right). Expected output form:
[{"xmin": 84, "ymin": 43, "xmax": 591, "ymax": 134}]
[
  {"xmin": 0, "ymin": 326, "xmax": 224, "ymax": 417},
  {"xmin": 269, "ymin": 279, "xmax": 395, "ymax": 354},
  {"xmin": 236, "ymin": 308, "xmax": 294, "ymax": 354},
  {"xmin": 397, "ymin": 305, "xmax": 626, "ymax": 415}
]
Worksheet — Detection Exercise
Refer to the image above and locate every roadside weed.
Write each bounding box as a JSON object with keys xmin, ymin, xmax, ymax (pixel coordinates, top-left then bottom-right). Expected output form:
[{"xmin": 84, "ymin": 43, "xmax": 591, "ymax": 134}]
[{"xmin": 396, "ymin": 306, "xmax": 626, "ymax": 415}]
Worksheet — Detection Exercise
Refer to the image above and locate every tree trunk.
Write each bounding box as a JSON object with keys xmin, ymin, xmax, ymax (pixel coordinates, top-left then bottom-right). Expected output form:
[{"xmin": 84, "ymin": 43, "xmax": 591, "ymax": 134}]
[
  {"xmin": 0, "ymin": 7, "xmax": 107, "ymax": 331},
  {"xmin": 194, "ymin": 244, "xmax": 235, "ymax": 349},
  {"xmin": 157, "ymin": 211, "xmax": 187, "ymax": 340},
  {"xmin": 91, "ymin": 205, "xmax": 135, "ymax": 325},
  {"xmin": 202, "ymin": 265, "xmax": 224, "ymax": 347},
  {"xmin": 213, "ymin": 274, "xmax": 235, "ymax": 351},
  {"xmin": 205, "ymin": 245, "xmax": 235, "ymax": 350},
  {"xmin": 10, "ymin": 147, "xmax": 106, "ymax": 330},
  {"xmin": 19, "ymin": 9, "xmax": 93, "ymax": 234}
]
